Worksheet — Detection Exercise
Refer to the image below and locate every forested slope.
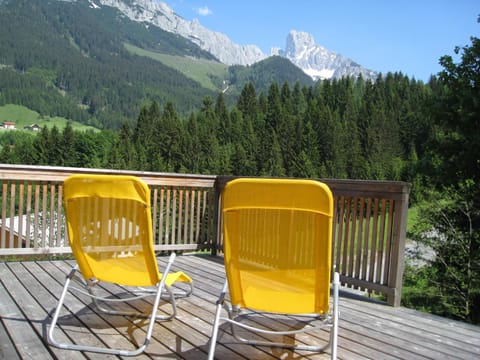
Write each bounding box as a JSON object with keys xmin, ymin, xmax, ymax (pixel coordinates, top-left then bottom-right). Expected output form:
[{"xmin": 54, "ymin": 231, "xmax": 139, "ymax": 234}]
[{"xmin": 0, "ymin": 0, "xmax": 314, "ymax": 129}]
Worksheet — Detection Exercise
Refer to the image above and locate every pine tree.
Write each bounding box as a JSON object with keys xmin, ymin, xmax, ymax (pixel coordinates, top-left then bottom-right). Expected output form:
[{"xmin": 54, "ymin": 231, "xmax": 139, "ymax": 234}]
[
  {"xmin": 34, "ymin": 126, "xmax": 50, "ymax": 165},
  {"xmin": 412, "ymin": 31, "xmax": 480, "ymax": 324},
  {"xmin": 61, "ymin": 122, "xmax": 76, "ymax": 167}
]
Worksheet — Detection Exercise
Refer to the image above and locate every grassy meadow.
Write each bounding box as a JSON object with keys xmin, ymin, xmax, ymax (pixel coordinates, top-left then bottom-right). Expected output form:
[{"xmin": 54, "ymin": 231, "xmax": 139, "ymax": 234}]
[
  {"xmin": 124, "ymin": 43, "xmax": 228, "ymax": 92},
  {"xmin": 0, "ymin": 104, "xmax": 98, "ymax": 132}
]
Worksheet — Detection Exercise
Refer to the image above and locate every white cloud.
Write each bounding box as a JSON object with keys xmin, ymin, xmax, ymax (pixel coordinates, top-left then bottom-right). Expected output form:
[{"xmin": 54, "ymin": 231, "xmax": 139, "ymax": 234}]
[{"xmin": 197, "ymin": 6, "xmax": 212, "ymax": 16}]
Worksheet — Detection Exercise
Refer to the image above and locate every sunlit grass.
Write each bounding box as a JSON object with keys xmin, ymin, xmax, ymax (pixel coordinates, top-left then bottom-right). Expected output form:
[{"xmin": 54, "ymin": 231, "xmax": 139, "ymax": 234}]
[
  {"xmin": 124, "ymin": 43, "xmax": 228, "ymax": 91},
  {"xmin": 0, "ymin": 104, "xmax": 97, "ymax": 131}
]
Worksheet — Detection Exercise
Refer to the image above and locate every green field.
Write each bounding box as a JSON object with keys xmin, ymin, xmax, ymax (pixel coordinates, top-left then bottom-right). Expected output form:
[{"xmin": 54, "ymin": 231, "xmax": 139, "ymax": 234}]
[
  {"xmin": 124, "ymin": 43, "xmax": 228, "ymax": 91},
  {"xmin": 0, "ymin": 104, "xmax": 98, "ymax": 132}
]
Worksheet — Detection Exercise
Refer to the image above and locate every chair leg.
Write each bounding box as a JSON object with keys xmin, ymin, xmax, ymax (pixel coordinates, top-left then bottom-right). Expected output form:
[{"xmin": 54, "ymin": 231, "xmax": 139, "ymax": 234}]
[
  {"xmin": 47, "ymin": 253, "xmax": 177, "ymax": 356},
  {"xmin": 208, "ymin": 281, "xmax": 228, "ymax": 360},
  {"xmin": 331, "ymin": 272, "xmax": 340, "ymax": 360},
  {"xmin": 144, "ymin": 253, "xmax": 176, "ymax": 345},
  {"xmin": 47, "ymin": 266, "xmax": 76, "ymax": 350},
  {"xmin": 208, "ymin": 274, "xmax": 340, "ymax": 358}
]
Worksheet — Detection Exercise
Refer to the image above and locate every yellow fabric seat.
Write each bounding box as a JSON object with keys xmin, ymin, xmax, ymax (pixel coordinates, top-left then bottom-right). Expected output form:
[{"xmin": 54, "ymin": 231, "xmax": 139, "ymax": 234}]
[
  {"xmin": 208, "ymin": 178, "xmax": 340, "ymax": 359},
  {"xmin": 82, "ymin": 255, "xmax": 192, "ymax": 287},
  {"xmin": 237, "ymin": 269, "xmax": 318, "ymax": 314},
  {"xmin": 47, "ymin": 174, "xmax": 193, "ymax": 356}
]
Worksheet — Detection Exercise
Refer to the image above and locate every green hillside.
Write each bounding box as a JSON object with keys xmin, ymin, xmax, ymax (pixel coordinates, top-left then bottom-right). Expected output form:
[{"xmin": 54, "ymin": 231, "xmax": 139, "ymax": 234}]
[
  {"xmin": 0, "ymin": 0, "xmax": 216, "ymax": 129},
  {"xmin": 0, "ymin": 0, "xmax": 315, "ymax": 129},
  {"xmin": 0, "ymin": 104, "xmax": 98, "ymax": 131},
  {"xmin": 124, "ymin": 43, "xmax": 228, "ymax": 91}
]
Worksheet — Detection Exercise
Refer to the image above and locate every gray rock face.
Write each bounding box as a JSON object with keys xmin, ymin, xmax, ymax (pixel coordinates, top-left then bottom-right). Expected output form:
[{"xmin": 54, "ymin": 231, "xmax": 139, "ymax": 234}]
[
  {"xmin": 98, "ymin": 0, "xmax": 266, "ymax": 65},
  {"xmin": 276, "ymin": 30, "xmax": 377, "ymax": 80},
  {"xmin": 95, "ymin": 1, "xmax": 376, "ymax": 80}
]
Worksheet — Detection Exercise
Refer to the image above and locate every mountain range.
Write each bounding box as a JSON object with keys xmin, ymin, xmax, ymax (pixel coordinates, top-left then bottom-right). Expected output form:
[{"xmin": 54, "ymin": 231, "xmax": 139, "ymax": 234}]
[
  {"xmin": 98, "ymin": 0, "xmax": 377, "ymax": 81},
  {"xmin": 0, "ymin": 0, "xmax": 376, "ymax": 129}
]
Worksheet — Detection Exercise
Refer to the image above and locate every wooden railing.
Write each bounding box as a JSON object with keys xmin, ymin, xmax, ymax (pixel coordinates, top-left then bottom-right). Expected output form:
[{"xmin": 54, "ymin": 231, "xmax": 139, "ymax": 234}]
[
  {"xmin": 214, "ymin": 176, "xmax": 410, "ymax": 307},
  {"xmin": 0, "ymin": 165, "xmax": 217, "ymax": 255},
  {"xmin": 326, "ymin": 179, "xmax": 410, "ymax": 306},
  {"xmin": 0, "ymin": 165, "xmax": 410, "ymax": 306}
]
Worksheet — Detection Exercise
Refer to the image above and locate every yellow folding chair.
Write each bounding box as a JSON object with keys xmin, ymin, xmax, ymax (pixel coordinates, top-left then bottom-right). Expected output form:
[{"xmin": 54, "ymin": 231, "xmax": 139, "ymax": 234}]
[
  {"xmin": 48, "ymin": 174, "xmax": 193, "ymax": 356},
  {"xmin": 208, "ymin": 178, "xmax": 339, "ymax": 359}
]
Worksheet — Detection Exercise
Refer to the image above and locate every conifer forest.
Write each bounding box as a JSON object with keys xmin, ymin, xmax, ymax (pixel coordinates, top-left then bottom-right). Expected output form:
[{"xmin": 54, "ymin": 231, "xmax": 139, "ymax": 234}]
[{"xmin": 0, "ymin": 34, "xmax": 479, "ymax": 325}]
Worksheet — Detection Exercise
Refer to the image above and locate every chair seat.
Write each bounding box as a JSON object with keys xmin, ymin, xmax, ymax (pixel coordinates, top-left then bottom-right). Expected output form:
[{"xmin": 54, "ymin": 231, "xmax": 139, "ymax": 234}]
[
  {"xmin": 236, "ymin": 269, "xmax": 329, "ymax": 314},
  {"xmin": 85, "ymin": 254, "xmax": 157, "ymax": 286},
  {"xmin": 84, "ymin": 253, "xmax": 193, "ymax": 287},
  {"xmin": 48, "ymin": 174, "xmax": 194, "ymax": 356},
  {"xmin": 208, "ymin": 178, "xmax": 338, "ymax": 360}
]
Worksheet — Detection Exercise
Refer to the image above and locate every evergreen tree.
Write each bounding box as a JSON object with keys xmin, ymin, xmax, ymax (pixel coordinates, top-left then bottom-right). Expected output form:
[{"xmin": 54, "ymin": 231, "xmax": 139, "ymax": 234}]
[
  {"xmin": 215, "ymin": 93, "xmax": 230, "ymax": 145},
  {"xmin": 157, "ymin": 102, "xmax": 184, "ymax": 172},
  {"xmin": 12, "ymin": 133, "xmax": 36, "ymax": 165},
  {"xmin": 107, "ymin": 122, "xmax": 135, "ymax": 169},
  {"xmin": 237, "ymin": 82, "xmax": 257, "ymax": 118},
  {"xmin": 412, "ymin": 31, "xmax": 480, "ymax": 324},
  {"xmin": 61, "ymin": 122, "xmax": 77, "ymax": 167},
  {"xmin": 34, "ymin": 126, "xmax": 50, "ymax": 165},
  {"xmin": 48, "ymin": 125, "xmax": 62, "ymax": 166}
]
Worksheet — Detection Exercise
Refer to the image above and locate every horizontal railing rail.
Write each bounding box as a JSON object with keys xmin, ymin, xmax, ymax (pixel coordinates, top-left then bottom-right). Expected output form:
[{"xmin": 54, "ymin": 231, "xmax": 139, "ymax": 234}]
[
  {"xmin": 0, "ymin": 165, "xmax": 217, "ymax": 255},
  {"xmin": 0, "ymin": 165, "xmax": 410, "ymax": 306}
]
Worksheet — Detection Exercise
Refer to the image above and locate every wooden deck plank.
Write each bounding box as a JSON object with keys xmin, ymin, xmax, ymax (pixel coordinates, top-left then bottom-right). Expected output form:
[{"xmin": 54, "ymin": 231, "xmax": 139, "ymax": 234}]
[
  {"xmin": 0, "ymin": 263, "xmax": 55, "ymax": 360},
  {"xmin": 340, "ymin": 291, "xmax": 480, "ymax": 357},
  {"xmin": 342, "ymin": 294, "xmax": 480, "ymax": 344},
  {"xmin": 1, "ymin": 262, "xmax": 89, "ymax": 360},
  {"xmin": 0, "ymin": 284, "xmax": 22, "ymax": 360},
  {"xmin": 341, "ymin": 302, "xmax": 478, "ymax": 359},
  {"xmin": 1, "ymin": 256, "xmax": 480, "ymax": 360},
  {"xmin": 174, "ymin": 256, "xmax": 408, "ymax": 360},
  {"xmin": 36, "ymin": 260, "xmax": 154, "ymax": 359}
]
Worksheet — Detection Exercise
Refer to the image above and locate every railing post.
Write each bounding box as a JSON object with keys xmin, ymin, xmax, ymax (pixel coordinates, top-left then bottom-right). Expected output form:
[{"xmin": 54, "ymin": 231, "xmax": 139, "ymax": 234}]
[
  {"xmin": 387, "ymin": 184, "xmax": 411, "ymax": 306},
  {"xmin": 211, "ymin": 176, "xmax": 236, "ymax": 256},
  {"xmin": 211, "ymin": 179, "xmax": 221, "ymax": 256}
]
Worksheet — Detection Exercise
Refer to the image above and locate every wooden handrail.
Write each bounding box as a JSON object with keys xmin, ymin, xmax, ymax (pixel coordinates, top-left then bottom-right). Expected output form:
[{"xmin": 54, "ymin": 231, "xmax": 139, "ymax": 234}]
[
  {"xmin": 0, "ymin": 165, "xmax": 217, "ymax": 255},
  {"xmin": 0, "ymin": 165, "xmax": 410, "ymax": 306},
  {"xmin": 323, "ymin": 179, "xmax": 410, "ymax": 307}
]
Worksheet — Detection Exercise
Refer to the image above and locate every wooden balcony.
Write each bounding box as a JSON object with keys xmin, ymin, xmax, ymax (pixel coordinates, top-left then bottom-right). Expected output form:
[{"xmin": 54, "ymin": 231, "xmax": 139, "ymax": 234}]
[
  {"xmin": 2, "ymin": 254, "xmax": 480, "ymax": 359},
  {"xmin": 0, "ymin": 164, "xmax": 410, "ymax": 306},
  {"xmin": 1, "ymin": 165, "xmax": 479, "ymax": 359}
]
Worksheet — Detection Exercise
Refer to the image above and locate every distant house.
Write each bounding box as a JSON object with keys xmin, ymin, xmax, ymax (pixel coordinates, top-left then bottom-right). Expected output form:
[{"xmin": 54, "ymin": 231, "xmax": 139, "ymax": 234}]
[
  {"xmin": 24, "ymin": 124, "xmax": 42, "ymax": 131},
  {"xmin": 1, "ymin": 121, "xmax": 16, "ymax": 129}
]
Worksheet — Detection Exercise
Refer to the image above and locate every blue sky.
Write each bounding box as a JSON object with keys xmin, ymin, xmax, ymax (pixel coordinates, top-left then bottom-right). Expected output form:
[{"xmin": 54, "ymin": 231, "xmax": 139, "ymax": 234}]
[{"xmin": 165, "ymin": 0, "xmax": 479, "ymax": 81}]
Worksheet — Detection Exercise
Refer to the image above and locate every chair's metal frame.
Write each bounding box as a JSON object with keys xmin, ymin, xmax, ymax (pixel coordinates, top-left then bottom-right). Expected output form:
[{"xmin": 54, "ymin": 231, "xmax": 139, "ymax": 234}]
[
  {"xmin": 47, "ymin": 174, "xmax": 193, "ymax": 356},
  {"xmin": 208, "ymin": 178, "xmax": 340, "ymax": 360},
  {"xmin": 48, "ymin": 253, "xmax": 192, "ymax": 356},
  {"xmin": 208, "ymin": 272, "xmax": 339, "ymax": 359}
]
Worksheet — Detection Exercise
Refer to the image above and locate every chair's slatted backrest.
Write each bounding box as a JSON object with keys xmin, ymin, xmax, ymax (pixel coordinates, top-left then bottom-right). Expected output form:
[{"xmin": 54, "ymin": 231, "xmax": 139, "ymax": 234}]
[
  {"xmin": 222, "ymin": 178, "xmax": 333, "ymax": 314},
  {"xmin": 63, "ymin": 175, "xmax": 159, "ymax": 286}
]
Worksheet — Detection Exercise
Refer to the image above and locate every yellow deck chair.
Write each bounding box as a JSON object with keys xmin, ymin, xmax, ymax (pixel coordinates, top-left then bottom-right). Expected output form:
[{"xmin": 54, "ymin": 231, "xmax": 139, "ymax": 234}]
[
  {"xmin": 208, "ymin": 178, "xmax": 339, "ymax": 360},
  {"xmin": 48, "ymin": 174, "xmax": 193, "ymax": 356}
]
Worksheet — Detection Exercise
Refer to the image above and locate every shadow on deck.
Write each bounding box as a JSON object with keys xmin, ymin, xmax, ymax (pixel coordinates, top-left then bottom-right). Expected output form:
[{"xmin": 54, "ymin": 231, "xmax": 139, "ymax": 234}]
[{"xmin": 1, "ymin": 255, "xmax": 479, "ymax": 359}]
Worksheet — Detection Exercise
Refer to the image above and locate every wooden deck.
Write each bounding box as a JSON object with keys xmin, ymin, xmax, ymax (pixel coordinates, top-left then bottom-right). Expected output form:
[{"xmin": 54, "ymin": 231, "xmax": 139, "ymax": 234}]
[{"xmin": 1, "ymin": 255, "xmax": 479, "ymax": 360}]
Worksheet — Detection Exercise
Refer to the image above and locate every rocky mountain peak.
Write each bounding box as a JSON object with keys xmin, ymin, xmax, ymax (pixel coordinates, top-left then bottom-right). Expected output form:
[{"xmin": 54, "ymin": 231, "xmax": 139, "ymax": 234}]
[
  {"xmin": 98, "ymin": 0, "xmax": 266, "ymax": 66},
  {"xmin": 284, "ymin": 30, "xmax": 316, "ymax": 57},
  {"xmin": 97, "ymin": 0, "xmax": 376, "ymax": 80},
  {"xmin": 280, "ymin": 30, "xmax": 377, "ymax": 81}
]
